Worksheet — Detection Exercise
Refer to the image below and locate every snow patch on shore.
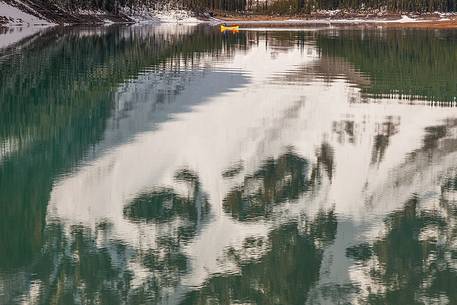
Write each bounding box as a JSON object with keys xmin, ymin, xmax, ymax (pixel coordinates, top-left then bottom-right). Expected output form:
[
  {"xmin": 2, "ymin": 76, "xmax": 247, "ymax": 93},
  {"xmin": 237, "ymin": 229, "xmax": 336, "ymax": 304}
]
[
  {"xmin": 0, "ymin": 0, "xmax": 52, "ymax": 49},
  {"xmin": 121, "ymin": 6, "xmax": 202, "ymax": 23},
  {"xmin": 396, "ymin": 15, "xmax": 415, "ymax": 23},
  {"xmin": 0, "ymin": 1, "xmax": 51, "ymax": 25},
  {"xmin": 329, "ymin": 15, "xmax": 429, "ymax": 23},
  {"xmin": 77, "ymin": 8, "xmax": 107, "ymax": 16},
  {"xmin": 221, "ymin": 14, "xmax": 440, "ymax": 26},
  {"xmin": 152, "ymin": 10, "xmax": 201, "ymax": 23},
  {"xmin": 0, "ymin": 1, "xmax": 201, "ymax": 26}
]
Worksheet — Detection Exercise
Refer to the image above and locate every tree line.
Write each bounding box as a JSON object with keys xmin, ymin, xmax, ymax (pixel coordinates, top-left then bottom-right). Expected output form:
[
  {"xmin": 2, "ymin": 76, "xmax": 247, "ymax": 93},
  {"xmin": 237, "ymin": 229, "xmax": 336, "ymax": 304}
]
[
  {"xmin": 32, "ymin": 0, "xmax": 457, "ymax": 14},
  {"xmin": 244, "ymin": 0, "xmax": 457, "ymax": 14}
]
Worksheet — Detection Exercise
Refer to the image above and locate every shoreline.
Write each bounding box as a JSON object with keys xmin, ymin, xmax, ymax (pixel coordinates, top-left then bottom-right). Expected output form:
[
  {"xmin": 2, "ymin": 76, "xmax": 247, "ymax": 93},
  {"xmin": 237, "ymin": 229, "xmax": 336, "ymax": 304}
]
[
  {"xmin": 3, "ymin": 8, "xmax": 457, "ymax": 30},
  {"xmin": 0, "ymin": 1, "xmax": 201, "ymax": 27},
  {"xmin": 212, "ymin": 13, "xmax": 457, "ymax": 28}
]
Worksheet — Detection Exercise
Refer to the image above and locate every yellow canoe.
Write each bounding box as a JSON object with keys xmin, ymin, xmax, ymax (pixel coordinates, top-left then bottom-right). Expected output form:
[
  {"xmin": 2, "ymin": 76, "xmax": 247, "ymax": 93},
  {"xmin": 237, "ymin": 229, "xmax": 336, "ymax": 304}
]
[{"xmin": 220, "ymin": 25, "xmax": 240, "ymax": 32}]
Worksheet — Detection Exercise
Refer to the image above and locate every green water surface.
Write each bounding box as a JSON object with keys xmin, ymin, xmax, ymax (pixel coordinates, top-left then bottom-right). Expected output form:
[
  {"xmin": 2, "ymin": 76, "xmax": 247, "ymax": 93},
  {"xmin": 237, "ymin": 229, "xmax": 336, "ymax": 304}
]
[{"xmin": 1, "ymin": 24, "xmax": 457, "ymax": 305}]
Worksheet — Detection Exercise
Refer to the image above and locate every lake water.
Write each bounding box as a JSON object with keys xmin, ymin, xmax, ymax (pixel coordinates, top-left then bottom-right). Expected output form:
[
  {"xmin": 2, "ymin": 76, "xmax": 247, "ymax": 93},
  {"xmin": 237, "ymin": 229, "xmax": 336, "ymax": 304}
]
[{"xmin": 1, "ymin": 24, "xmax": 457, "ymax": 305}]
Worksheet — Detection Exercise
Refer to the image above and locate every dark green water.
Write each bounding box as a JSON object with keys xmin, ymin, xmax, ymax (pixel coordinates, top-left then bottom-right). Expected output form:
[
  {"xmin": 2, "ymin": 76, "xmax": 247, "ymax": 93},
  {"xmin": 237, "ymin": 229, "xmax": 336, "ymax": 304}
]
[{"xmin": 1, "ymin": 24, "xmax": 457, "ymax": 305}]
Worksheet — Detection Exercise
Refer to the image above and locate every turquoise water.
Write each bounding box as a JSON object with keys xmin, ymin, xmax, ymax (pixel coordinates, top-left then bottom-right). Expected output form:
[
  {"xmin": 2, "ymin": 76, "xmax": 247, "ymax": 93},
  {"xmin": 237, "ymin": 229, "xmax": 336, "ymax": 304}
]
[{"xmin": 1, "ymin": 24, "xmax": 457, "ymax": 305}]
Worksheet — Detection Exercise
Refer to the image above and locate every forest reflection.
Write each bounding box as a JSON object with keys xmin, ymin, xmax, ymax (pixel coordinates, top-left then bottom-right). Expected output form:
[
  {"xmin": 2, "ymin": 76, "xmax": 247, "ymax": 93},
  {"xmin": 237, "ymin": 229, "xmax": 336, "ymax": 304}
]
[{"xmin": 316, "ymin": 29, "xmax": 457, "ymax": 103}]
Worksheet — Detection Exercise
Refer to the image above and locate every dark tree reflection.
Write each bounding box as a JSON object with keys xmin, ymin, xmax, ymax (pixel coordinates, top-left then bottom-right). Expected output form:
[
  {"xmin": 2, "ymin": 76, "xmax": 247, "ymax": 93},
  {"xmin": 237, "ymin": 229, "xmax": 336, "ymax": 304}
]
[
  {"xmin": 124, "ymin": 168, "xmax": 210, "ymax": 240},
  {"xmin": 311, "ymin": 142, "xmax": 335, "ymax": 184},
  {"xmin": 371, "ymin": 116, "xmax": 400, "ymax": 165},
  {"xmin": 223, "ymin": 151, "xmax": 310, "ymax": 221},
  {"xmin": 223, "ymin": 149, "xmax": 335, "ymax": 222}
]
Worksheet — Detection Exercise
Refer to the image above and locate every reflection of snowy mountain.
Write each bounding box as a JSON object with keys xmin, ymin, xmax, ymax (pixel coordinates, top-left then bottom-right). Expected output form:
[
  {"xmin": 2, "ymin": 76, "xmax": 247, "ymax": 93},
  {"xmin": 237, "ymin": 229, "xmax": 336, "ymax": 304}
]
[
  {"xmin": 46, "ymin": 32, "xmax": 457, "ymax": 304},
  {"xmin": 6, "ymin": 28, "xmax": 457, "ymax": 305},
  {"xmin": 87, "ymin": 67, "xmax": 247, "ymax": 159}
]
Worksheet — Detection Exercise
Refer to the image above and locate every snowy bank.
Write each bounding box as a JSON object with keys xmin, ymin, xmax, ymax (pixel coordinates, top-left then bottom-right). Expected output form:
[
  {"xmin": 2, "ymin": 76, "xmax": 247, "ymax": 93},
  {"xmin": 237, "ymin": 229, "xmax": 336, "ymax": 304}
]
[
  {"xmin": 217, "ymin": 14, "xmax": 447, "ymax": 26},
  {"xmin": 149, "ymin": 9, "xmax": 202, "ymax": 23},
  {"xmin": 0, "ymin": 3, "xmax": 202, "ymax": 50},
  {"xmin": 0, "ymin": 0, "xmax": 203, "ymax": 27},
  {"xmin": 121, "ymin": 6, "xmax": 203, "ymax": 24},
  {"xmin": 0, "ymin": 1, "xmax": 52, "ymax": 26},
  {"xmin": 0, "ymin": 1, "xmax": 54, "ymax": 50}
]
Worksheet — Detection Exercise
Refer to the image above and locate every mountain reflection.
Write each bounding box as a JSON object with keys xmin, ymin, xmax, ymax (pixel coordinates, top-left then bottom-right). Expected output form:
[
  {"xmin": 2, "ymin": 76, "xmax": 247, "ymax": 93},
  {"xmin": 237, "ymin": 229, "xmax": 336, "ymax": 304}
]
[{"xmin": 2, "ymin": 23, "xmax": 457, "ymax": 305}]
